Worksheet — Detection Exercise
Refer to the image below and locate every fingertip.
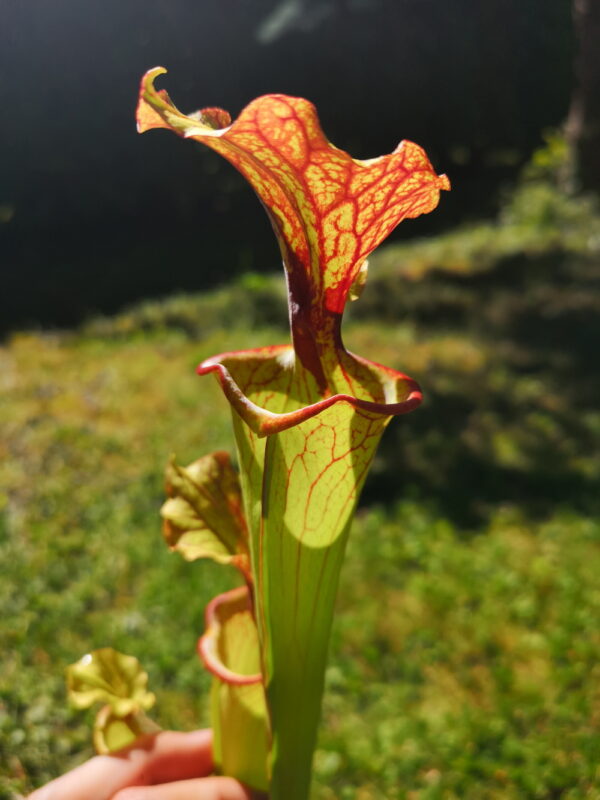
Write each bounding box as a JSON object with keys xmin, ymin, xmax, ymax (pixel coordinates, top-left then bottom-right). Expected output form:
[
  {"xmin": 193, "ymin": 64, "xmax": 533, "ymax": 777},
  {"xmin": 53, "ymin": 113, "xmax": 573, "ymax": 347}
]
[
  {"xmin": 26, "ymin": 730, "xmax": 215, "ymax": 800},
  {"xmin": 138, "ymin": 729, "xmax": 214, "ymax": 784},
  {"xmin": 112, "ymin": 776, "xmax": 253, "ymax": 800}
]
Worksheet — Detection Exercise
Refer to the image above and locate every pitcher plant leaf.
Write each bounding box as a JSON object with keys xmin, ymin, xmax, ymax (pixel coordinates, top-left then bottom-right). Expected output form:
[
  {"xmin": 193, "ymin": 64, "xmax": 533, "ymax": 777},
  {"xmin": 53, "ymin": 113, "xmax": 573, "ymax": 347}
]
[
  {"xmin": 161, "ymin": 452, "xmax": 250, "ymax": 578},
  {"xmin": 67, "ymin": 648, "xmax": 155, "ymax": 718},
  {"xmin": 199, "ymin": 587, "xmax": 269, "ymax": 791},
  {"xmin": 137, "ymin": 67, "xmax": 449, "ymax": 384},
  {"xmin": 138, "ymin": 67, "xmax": 449, "ymax": 800}
]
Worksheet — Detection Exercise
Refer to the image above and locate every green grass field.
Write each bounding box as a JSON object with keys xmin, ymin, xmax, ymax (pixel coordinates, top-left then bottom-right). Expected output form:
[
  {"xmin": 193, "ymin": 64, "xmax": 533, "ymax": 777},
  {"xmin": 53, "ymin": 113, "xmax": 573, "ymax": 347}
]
[{"xmin": 2, "ymin": 160, "xmax": 600, "ymax": 798}]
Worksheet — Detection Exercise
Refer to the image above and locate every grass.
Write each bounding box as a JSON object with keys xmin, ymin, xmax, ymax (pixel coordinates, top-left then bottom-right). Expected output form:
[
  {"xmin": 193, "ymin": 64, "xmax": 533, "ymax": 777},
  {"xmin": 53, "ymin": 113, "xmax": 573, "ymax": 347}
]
[
  {"xmin": 320, "ymin": 505, "xmax": 600, "ymax": 799},
  {"xmin": 1, "ymin": 152, "xmax": 600, "ymax": 797}
]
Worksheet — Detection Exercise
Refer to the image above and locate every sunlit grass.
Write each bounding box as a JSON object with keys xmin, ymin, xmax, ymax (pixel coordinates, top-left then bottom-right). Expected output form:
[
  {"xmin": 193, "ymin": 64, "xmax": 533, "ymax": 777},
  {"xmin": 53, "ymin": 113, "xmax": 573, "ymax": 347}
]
[
  {"xmin": 2, "ymin": 165, "xmax": 600, "ymax": 796},
  {"xmin": 317, "ymin": 506, "xmax": 600, "ymax": 799}
]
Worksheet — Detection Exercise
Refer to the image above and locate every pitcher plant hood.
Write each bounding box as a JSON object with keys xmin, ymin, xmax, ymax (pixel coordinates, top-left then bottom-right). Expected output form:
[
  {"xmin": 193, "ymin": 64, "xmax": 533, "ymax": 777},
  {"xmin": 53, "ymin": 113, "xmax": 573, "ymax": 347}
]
[{"xmin": 137, "ymin": 66, "xmax": 449, "ymax": 429}]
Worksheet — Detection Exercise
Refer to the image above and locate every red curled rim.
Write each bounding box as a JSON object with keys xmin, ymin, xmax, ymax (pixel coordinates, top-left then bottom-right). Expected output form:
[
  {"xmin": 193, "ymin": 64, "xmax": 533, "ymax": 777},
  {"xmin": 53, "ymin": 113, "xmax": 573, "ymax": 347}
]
[
  {"xmin": 198, "ymin": 586, "xmax": 263, "ymax": 686},
  {"xmin": 197, "ymin": 346, "xmax": 423, "ymax": 438}
]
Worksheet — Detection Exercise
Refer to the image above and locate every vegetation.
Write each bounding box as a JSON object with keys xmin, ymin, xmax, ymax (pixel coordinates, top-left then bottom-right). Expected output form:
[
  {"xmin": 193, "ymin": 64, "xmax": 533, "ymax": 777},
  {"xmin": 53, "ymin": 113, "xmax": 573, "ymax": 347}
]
[{"xmin": 1, "ymin": 158, "xmax": 599, "ymax": 798}]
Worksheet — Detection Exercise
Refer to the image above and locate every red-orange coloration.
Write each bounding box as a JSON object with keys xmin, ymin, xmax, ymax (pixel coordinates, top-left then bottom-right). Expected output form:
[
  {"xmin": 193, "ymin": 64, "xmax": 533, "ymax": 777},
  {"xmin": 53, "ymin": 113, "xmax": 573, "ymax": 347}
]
[{"xmin": 136, "ymin": 67, "xmax": 449, "ymax": 379}]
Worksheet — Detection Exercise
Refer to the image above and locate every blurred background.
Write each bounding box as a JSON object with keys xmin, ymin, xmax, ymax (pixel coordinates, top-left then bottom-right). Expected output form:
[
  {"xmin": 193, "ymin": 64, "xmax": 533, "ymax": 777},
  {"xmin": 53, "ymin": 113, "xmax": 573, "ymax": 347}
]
[
  {"xmin": 0, "ymin": 0, "xmax": 576, "ymax": 332},
  {"xmin": 2, "ymin": 2, "xmax": 600, "ymax": 798}
]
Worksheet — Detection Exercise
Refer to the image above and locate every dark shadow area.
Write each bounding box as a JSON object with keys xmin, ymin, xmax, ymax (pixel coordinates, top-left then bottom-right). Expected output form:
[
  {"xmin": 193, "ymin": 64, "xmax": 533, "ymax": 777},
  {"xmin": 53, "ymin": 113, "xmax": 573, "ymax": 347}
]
[
  {"xmin": 359, "ymin": 247, "xmax": 600, "ymax": 525},
  {"xmin": 0, "ymin": 0, "xmax": 573, "ymax": 333}
]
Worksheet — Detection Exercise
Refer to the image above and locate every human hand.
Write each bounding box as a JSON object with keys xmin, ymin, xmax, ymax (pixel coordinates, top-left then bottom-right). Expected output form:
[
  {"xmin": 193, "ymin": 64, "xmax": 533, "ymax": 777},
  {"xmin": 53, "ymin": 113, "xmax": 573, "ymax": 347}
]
[{"xmin": 28, "ymin": 729, "xmax": 254, "ymax": 800}]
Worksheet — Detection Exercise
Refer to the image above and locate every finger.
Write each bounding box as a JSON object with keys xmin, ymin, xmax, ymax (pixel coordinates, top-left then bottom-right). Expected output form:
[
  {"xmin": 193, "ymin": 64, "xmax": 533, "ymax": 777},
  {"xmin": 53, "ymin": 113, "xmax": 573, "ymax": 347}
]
[
  {"xmin": 27, "ymin": 753, "xmax": 146, "ymax": 800},
  {"xmin": 28, "ymin": 730, "xmax": 214, "ymax": 800},
  {"xmin": 112, "ymin": 776, "xmax": 253, "ymax": 800},
  {"xmin": 129, "ymin": 730, "xmax": 214, "ymax": 785}
]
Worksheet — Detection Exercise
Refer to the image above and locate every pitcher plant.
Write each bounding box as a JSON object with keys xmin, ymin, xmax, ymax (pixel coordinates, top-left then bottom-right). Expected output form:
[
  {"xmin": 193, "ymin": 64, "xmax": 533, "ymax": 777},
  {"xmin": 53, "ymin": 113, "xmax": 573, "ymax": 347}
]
[{"xmin": 69, "ymin": 67, "xmax": 449, "ymax": 800}]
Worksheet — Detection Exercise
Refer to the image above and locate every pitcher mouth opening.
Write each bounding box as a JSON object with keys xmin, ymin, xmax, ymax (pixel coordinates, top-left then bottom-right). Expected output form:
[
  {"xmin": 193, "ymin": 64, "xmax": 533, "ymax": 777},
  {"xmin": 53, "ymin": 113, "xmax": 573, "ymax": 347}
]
[
  {"xmin": 197, "ymin": 346, "xmax": 423, "ymax": 438},
  {"xmin": 198, "ymin": 586, "xmax": 263, "ymax": 686}
]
